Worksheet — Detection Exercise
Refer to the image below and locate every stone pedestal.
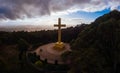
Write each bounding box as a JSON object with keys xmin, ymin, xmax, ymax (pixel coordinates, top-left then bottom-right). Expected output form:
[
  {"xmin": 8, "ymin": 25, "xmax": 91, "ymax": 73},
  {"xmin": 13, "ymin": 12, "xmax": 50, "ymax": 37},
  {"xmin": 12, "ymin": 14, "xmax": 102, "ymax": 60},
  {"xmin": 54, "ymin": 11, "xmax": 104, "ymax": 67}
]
[{"xmin": 53, "ymin": 42, "xmax": 65, "ymax": 51}]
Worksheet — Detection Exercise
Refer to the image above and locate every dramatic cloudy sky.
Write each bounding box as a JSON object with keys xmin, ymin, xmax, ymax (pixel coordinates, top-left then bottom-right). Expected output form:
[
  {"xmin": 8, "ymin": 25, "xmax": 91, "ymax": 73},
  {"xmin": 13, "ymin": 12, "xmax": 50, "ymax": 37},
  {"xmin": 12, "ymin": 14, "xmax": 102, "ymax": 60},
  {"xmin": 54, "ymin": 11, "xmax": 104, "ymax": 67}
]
[{"xmin": 0, "ymin": 0, "xmax": 120, "ymax": 31}]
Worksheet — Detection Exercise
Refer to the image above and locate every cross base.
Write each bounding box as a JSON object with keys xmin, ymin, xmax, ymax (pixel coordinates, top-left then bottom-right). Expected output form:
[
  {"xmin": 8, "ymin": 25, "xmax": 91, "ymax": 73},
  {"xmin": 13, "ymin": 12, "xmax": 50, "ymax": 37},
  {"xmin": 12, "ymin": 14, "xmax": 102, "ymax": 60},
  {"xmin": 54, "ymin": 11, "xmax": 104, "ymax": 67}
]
[{"xmin": 53, "ymin": 42, "xmax": 65, "ymax": 51}]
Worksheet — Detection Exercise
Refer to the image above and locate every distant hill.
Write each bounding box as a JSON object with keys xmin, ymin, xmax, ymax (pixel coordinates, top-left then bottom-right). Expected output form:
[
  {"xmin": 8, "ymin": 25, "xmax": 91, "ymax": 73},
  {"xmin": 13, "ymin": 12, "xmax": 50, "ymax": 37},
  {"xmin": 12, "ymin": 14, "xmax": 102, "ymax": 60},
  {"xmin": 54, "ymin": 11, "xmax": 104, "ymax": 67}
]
[
  {"xmin": 67, "ymin": 10, "xmax": 120, "ymax": 73},
  {"xmin": 94, "ymin": 10, "xmax": 120, "ymax": 24},
  {"xmin": 72, "ymin": 10, "xmax": 120, "ymax": 49}
]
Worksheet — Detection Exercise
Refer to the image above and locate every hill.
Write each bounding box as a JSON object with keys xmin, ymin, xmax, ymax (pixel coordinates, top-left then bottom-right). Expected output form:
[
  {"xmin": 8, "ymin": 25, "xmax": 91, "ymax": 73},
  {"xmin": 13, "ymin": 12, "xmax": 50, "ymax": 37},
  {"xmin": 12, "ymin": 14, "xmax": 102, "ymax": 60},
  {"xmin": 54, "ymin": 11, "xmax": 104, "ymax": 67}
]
[
  {"xmin": 0, "ymin": 10, "xmax": 120, "ymax": 73},
  {"xmin": 66, "ymin": 10, "xmax": 120, "ymax": 73},
  {"xmin": 0, "ymin": 24, "xmax": 87, "ymax": 73}
]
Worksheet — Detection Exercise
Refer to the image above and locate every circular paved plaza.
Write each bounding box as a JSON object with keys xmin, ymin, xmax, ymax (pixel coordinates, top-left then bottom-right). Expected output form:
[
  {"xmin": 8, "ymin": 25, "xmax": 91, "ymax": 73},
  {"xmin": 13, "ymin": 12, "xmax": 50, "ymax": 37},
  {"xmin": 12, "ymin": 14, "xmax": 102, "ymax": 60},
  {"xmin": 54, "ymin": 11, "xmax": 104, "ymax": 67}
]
[{"xmin": 34, "ymin": 43, "xmax": 71, "ymax": 64}]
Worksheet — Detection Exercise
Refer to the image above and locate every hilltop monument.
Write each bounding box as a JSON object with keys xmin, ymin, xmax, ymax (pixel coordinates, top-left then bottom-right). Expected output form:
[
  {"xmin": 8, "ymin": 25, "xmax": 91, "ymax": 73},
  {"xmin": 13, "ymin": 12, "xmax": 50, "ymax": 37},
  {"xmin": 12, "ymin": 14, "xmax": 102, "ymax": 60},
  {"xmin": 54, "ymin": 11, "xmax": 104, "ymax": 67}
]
[
  {"xmin": 53, "ymin": 18, "xmax": 66, "ymax": 51},
  {"xmin": 34, "ymin": 18, "xmax": 71, "ymax": 64}
]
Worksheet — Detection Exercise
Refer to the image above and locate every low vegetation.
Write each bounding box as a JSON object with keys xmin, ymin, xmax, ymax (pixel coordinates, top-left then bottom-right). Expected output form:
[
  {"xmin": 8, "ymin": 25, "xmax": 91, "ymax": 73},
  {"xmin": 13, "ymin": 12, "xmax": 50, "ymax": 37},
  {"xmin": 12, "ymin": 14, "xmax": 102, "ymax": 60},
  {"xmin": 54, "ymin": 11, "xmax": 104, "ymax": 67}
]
[{"xmin": 63, "ymin": 10, "xmax": 120, "ymax": 73}]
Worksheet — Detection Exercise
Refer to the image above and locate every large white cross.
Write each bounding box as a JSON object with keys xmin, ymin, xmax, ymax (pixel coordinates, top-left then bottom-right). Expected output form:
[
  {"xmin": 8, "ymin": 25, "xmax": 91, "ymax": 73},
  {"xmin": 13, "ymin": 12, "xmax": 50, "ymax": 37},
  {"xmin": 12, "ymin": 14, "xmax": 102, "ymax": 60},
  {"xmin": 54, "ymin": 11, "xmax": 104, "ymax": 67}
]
[{"xmin": 54, "ymin": 18, "xmax": 66, "ymax": 43}]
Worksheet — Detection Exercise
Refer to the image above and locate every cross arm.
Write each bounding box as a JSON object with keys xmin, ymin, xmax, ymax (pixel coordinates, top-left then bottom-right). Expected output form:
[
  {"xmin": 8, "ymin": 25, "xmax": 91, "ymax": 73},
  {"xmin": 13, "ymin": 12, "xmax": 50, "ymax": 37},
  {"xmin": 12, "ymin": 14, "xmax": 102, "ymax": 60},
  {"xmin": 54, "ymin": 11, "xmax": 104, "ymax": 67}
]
[
  {"xmin": 54, "ymin": 24, "xmax": 58, "ymax": 27},
  {"xmin": 54, "ymin": 24, "xmax": 66, "ymax": 27},
  {"xmin": 61, "ymin": 24, "xmax": 66, "ymax": 27}
]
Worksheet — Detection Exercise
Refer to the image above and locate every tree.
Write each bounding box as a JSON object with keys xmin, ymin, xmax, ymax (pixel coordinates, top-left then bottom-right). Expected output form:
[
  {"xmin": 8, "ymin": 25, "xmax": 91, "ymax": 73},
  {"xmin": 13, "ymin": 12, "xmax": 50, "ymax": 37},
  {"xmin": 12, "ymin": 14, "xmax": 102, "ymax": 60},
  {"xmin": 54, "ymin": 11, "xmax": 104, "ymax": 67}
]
[
  {"xmin": 70, "ymin": 10, "xmax": 120, "ymax": 73},
  {"xmin": 0, "ymin": 59, "xmax": 7, "ymax": 73},
  {"xmin": 35, "ymin": 61, "xmax": 43, "ymax": 68},
  {"xmin": 18, "ymin": 38, "xmax": 29, "ymax": 52},
  {"xmin": 0, "ymin": 39, "xmax": 2, "ymax": 46},
  {"xmin": 17, "ymin": 38, "xmax": 29, "ymax": 67}
]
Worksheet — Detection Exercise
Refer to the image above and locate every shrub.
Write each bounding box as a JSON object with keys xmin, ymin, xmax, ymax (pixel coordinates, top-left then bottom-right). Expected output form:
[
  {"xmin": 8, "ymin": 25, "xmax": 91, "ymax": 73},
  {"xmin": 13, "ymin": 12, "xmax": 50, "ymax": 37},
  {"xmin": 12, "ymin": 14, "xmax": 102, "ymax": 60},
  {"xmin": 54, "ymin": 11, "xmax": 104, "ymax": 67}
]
[{"xmin": 35, "ymin": 61, "xmax": 43, "ymax": 67}]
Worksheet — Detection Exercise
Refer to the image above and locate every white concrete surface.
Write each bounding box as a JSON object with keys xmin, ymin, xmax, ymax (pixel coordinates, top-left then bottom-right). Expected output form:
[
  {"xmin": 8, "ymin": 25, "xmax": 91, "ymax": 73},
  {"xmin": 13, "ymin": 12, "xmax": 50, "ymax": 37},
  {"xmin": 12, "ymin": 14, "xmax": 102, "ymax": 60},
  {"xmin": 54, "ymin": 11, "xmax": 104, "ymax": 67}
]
[{"xmin": 34, "ymin": 43, "xmax": 71, "ymax": 64}]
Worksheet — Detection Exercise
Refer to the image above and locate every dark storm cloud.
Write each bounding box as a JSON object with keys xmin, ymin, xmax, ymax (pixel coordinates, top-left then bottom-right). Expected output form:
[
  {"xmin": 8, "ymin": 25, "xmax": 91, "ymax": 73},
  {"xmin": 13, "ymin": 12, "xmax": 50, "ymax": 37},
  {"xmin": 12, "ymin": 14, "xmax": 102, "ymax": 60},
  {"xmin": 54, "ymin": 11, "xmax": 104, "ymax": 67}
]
[
  {"xmin": 50, "ymin": 0, "xmax": 90, "ymax": 12},
  {"xmin": 0, "ymin": 6, "xmax": 21, "ymax": 19},
  {"xmin": 0, "ymin": 0, "xmax": 52, "ymax": 20},
  {"xmin": 0, "ymin": 0, "xmax": 92, "ymax": 20},
  {"xmin": 0, "ymin": 0, "xmax": 119, "ymax": 20}
]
